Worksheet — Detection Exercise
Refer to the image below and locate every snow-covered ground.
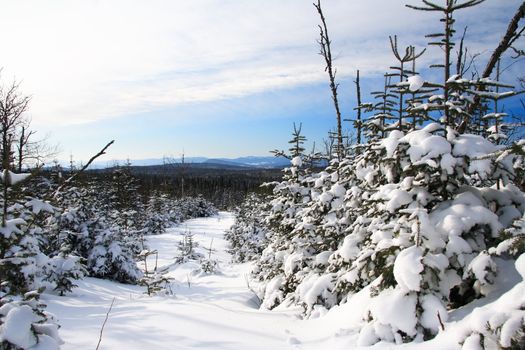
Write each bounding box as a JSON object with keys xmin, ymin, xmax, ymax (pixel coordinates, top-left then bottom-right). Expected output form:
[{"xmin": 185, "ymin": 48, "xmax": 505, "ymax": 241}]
[
  {"xmin": 43, "ymin": 213, "xmax": 317, "ymax": 349},
  {"xmin": 43, "ymin": 212, "xmax": 524, "ymax": 350}
]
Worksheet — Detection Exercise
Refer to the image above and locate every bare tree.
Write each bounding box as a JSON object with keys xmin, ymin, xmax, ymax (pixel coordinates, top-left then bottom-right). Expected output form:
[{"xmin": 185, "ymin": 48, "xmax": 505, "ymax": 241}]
[
  {"xmin": 163, "ymin": 151, "xmax": 189, "ymax": 197},
  {"xmin": 463, "ymin": 1, "xmax": 525, "ymax": 125},
  {"xmin": 314, "ymin": 0, "xmax": 344, "ymax": 161},
  {"xmin": 354, "ymin": 70, "xmax": 363, "ymax": 146},
  {"xmin": 15, "ymin": 120, "xmax": 60, "ymax": 172},
  {"xmin": 0, "ymin": 80, "xmax": 31, "ymax": 225},
  {"xmin": 0, "ymin": 81, "xmax": 30, "ymax": 171}
]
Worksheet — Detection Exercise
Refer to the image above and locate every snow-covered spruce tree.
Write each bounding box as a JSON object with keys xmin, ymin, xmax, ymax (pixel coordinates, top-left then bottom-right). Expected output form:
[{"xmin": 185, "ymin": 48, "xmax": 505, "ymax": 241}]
[
  {"xmin": 0, "ymin": 85, "xmax": 62, "ymax": 348},
  {"xmin": 251, "ymin": 124, "xmax": 319, "ymax": 309},
  {"xmin": 142, "ymin": 192, "xmax": 171, "ymax": 235},
  {"xmin": 225, "ymin": 193, "xmax": 270, "ymax": 263},
  {"xmin": 0, "ymin": 182, "xmax": 64, "ymax": 349},
  {"xmin": 333, "ymin": 1, "xmax": 525, "ymax": 344},
  {"xmin": 366, "ymin": 74, "xmax": 397, "ymax": 141},
  {"xmin": 104, "ymin": 163, "xmax": 145, "ymax": 233},
  {"xmin": 52, "ymin": 181, "xmax": 142, "ymax": 284},
  {"xmin": 279, "ymin": 158, "xmax": 355, "ymax": 315},
  {"xmin": 45, "ymin": 247, "xmax": 86, "ymax": 296},
  {"xmin": 174, "ymin": 195, "xmax": 218, "ymax": 220},
  {"xmin": 87, "ymin": 222, "xmax": 143, "ymax": 283},
  {"xmin": 175, "ymin": 228, "xmax": 202, "ymax": 263},
  {"xmin": 0, "ymin": 290, "xmax": 63, "ymax": 349},
  {"xmin": 0, "ymin": 194, "xmax": 53, "ymax": 295},
  {"xmin": 138, "ymin": 249, "xmax": 173, "ymax": 296}
]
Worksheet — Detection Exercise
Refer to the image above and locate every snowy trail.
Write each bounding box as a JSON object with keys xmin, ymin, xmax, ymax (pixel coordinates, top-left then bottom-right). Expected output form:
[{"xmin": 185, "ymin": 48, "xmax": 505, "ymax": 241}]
[{"xmin": 44, "ymin": 212, "xmax": 340, "ymax": 350}]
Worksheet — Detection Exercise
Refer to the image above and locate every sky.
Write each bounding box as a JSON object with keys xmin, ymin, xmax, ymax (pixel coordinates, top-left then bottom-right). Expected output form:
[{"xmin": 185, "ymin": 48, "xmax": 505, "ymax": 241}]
[{"xmin": 0, "ymin": 0, "xmax": 522, "ymax": 164}]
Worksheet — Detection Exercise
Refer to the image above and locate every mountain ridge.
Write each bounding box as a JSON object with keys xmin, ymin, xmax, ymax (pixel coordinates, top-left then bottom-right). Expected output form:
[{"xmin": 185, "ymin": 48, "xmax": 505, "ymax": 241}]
[{"xmin": 85, "ymin": 155, "xmax": 291, "ymax": 169}]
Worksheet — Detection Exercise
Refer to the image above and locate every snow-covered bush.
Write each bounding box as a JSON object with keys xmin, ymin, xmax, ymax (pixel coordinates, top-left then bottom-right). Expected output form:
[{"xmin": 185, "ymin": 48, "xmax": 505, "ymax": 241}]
[
  {"xmin": 87, "ymin": 226, "xmax": 143, "ymax": 283},
  {"xmin": 45, "ymin": 250, "xmax": 86, "ymax": 296},
  {"xmin": 0, "ymin": 290, "xmax": 63, "ymax": 350},
  {"xmin": 175, "ymin": 229, "xmax": 202, "ymax": 263},
  {"xmin": 174, "ymin": 196, "xmax": 218, "ymax": 220},
  {"xmin": 225, "ymin": 193, "xmax": 270, "ymax": 263},
  {"xmin": 53, "ymin": 184, "xmax": 143, "ymax": 284}
]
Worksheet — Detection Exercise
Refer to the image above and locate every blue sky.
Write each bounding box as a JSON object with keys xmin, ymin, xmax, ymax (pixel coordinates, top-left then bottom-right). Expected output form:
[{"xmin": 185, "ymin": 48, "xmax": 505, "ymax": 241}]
[{"xmin": 0, "ymin": 0, "xmax": 522, "ymax": 164}]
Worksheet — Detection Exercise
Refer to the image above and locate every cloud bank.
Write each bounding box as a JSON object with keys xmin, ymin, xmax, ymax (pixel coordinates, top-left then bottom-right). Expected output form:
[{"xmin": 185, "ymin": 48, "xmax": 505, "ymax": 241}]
[{"xmin": 0, "ymin": 0, "xmax": 518, "ymax": 126}]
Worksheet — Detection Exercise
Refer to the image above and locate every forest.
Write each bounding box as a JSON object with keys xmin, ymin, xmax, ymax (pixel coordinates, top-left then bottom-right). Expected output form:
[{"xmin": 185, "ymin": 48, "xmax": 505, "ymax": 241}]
[{"xmin": 1, "ymin": 0, "xmax": 525, "ymax": 349}]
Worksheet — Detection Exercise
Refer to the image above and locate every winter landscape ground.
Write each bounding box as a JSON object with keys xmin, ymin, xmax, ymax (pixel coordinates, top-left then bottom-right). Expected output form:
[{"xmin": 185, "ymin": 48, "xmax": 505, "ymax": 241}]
[
  {"xmin": 1, "ymin": 1, "xmax": 525, "ymax": 349},
  {"xmin": 44, "ymin": 213, "xmax": 316, "ymax": 350},
  {"xmin": 38, "ymin": 212, "xmax": 524, "ymax": 350}
]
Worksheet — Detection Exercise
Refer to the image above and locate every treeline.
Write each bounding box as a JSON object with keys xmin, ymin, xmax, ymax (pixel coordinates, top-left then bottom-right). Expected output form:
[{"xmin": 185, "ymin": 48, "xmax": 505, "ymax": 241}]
[{"xmin": 86, "ymin": 164, "xmax": 282, "ymax": 209}]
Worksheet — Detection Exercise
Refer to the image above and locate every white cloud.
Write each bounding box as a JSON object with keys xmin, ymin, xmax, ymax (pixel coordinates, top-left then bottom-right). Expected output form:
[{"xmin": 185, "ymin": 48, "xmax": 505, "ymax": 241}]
[{"xmin": 0, "ymin": 0, "xmax": 519, "ymax": 127}]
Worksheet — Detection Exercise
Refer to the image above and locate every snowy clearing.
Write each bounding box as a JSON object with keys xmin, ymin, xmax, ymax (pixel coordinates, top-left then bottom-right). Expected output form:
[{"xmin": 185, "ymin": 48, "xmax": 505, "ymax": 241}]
[
  {"xmin": 42, "ymin": 212, "xmax": 524, "ymax": 350},
  {"xmin": 42, "ymin": 213, "xmax": 316, "ymax": 350}
]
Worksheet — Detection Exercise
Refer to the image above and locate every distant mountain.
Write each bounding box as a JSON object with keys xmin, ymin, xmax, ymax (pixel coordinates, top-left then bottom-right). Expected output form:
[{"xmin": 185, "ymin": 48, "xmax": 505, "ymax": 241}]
[
  {"xmin": 207, "ymin": 156, "xmax": 290, "ymax": 169},
  {"xmin": 87, "ymin": 156, "xmax": 290, "ymax": 170}
]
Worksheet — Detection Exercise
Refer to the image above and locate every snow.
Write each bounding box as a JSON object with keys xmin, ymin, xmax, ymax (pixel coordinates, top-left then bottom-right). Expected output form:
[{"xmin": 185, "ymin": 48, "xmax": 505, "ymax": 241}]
[
  {"xmin": 42, "ymin": 212, "xmax": 525, "ymax": 350},
  {"xmin": 25, "ymin": 198, "xmax": 55, "ymax": 214},
  {"xmin": 431, "ymin": 191, "xmax": 502, "ymax": 241},
  {"xmin": 1, "ymin": 305, "xmax": 41, "ymax": 349},
  {"xmin": 467, "ymin": 251, "xmax": 496, "ymax": 284},
  {"xmin": 1, "ymin": 170, "xmax": 31, "ymax": 185},
  {"xmin": 44, "ymin": 213, "xmax": 319, "ymax": 350},
  {"xmin": 291, "ymin": 156, "xmax": 302, "ymax": 167},
  {"xmin": 329, "ymin": 183, "xmax": 346, "ymax": 198},
  {"xmin": 380, "ymin": 130, "xmax": 404, "ymax": 158},
  {"xmin": 393, "ymin": 246, "xmax": 423, "ymax": 292},
  {"xmin": 420, "ymin": 294, "xmax": 447, "ymax": 333},
  {"xmin": 407, "ymin": 75, "xmax": 424, "ymax": 92},
  {"xmin": 399, "ymin": 124, "xmax": 451, "ymax": 164},
  {"xmin": 461, "ymin": 333, "xmax": 483, "ymax": 350},
  {"xmin": 516, "ymin": 253, "xmax": 525, "ymax": 279},
  {"xmin": 368, "ymin": 288, "xmax": 418, "ymax": 340}
]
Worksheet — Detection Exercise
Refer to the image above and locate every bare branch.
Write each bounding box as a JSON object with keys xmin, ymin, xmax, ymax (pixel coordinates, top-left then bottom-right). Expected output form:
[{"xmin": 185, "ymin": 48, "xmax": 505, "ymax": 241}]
[
  {"xmin": 53, "ymin": 140, "xmax": 114, "ymax": 197},
  {"xmin": 96, "ymin": 298, "xmax": 115, "ymax": 350}
]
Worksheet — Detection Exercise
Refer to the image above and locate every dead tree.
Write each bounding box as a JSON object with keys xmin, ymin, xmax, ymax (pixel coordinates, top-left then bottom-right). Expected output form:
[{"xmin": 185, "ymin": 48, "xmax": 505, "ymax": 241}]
[
  {"xmin": 15, "ymin": 121, "xmax": 59, "ymax": 172},
  {"xmin": 355, "ymin": 70, "xmax": 363, "ymax": 146},
  {"xmin": 0, "ymin": 81, "xmax": 30, "ymax": 171},
  {"xmin": 462, "ymin": 1, "xmax": 525, "ymax": 127},
  {"xmin": 314, "ymin": 0, "xmax": 344, "ymax": 161}
]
